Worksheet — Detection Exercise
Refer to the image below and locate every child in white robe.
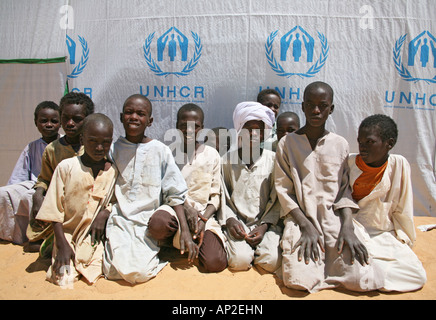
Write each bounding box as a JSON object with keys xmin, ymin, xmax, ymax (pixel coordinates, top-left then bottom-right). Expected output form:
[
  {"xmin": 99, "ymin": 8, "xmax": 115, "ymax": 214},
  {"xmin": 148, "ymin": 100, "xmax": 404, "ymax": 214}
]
[
  {"xmin": 275, "ymin": 81, "xmax": 384, "ymax": 293},
  {"xmin": 349, "ymin": 114, "xmax": 426, "ymax": 292},
  {"xmin": 103, "ymin": 94, "xmax": 196, "ymax": 284}
]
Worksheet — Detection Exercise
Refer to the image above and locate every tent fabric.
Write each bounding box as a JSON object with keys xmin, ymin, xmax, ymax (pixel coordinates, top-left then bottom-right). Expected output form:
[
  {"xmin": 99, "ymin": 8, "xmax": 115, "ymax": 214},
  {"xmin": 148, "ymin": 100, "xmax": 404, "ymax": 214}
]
[{"xmin": 0, "ymin": 0, "xmax": 434, "ymax": 216}]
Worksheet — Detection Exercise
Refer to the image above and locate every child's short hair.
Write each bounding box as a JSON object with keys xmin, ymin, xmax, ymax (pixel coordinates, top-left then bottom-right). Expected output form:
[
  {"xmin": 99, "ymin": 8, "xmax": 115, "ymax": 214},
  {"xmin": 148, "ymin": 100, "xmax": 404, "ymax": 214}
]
[
  {"xmin": 177, "ymin": 103, "xmax": 204, "ymax": 124},
  {"xmin": 303, "ymin": 81, "xmax": 334, "ymax": 102},
  {"xmin": 277, "ymin": 111, "xmax": 300, "ymax": 127},
  {"xmin": 123, "ymin": 94, "xmax": 152, "ymax": 116},
  {"xmin": 34, "ymin": 101, "xmax": 60, "ymax": 122},
  {"xmin": 257, "ymin": 89, "xmax": 281, "ymax": 104},
  {"xmin": 59, "ymin": 92, "xmax": 95, "ymax": 116},
  {"xmin": 82, "ymin": 113, "xmax": 114, "ymax": 133},
  {"xmin": 359, "ymin": 114, "xmax": 398, "ymax": 146}
]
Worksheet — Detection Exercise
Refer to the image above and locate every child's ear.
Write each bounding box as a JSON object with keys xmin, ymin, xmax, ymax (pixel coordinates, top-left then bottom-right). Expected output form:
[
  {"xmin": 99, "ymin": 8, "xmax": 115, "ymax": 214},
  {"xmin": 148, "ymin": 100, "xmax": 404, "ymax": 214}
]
[
  {"xmin": 329, "ymin": 104, "xmax": 335, "ymax": 114},
  {"xmin": 119, "ymin": 113, "xmax": 124, "ymax": 124},
  {"xmin": 386, "ymin": 138, "xmax": 395, "ymax": 150},
  {"xmin": 147, "ymin": 116, "xmax": 154, "ymax": 127}
]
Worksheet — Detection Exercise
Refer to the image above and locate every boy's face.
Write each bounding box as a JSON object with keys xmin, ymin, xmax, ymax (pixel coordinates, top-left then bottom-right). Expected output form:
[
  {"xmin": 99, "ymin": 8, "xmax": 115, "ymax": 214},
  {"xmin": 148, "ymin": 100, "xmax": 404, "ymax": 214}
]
[
  {"xmin": 35, "ymin": 108, "xmax": 61, "ymax": 140},
  {"xmin": 61, "ymin": 104, "xmax": 87, "ymax": 139},
  {"xmin": 302, "ymin": 87, "xmax": 334, "ymax": 128},
  {"xmin": 240, "ymin": 120, "xmax": 265, "ymax": 148},
  {"xmin": 357, "ymin": 126, "xmax": 393, "ymax": 167},
  {"xmin": 260, "ymin": 94, "xmax": 281, "ymax": 119},
  {"xmin": 176, "ymin": 110, "xmax": 203, "ymax": 146},
  {"xmin": 276, "ymin": 117, "xmax": 299, "ymax": 141},
  {"xmin": 81, "ymin": 123, "xmax": 113, "ymax": 163},
  {"xmin": 120, "ymin": 97, "xmax": 153, "ymax": 140}
]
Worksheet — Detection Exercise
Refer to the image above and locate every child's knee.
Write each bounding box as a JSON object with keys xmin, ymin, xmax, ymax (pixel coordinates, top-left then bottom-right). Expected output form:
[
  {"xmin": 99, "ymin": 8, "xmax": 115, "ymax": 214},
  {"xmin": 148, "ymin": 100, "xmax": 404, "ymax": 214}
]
[
  {"xmin": 148, "ymin": 210, "xmax": 178, "ymax": 241},
  {"xmin": 227, "ymin": 249, "xmax": 253, "ymax": 271},
  {"xmin": 199, "ymin": 231, "xmax": 227, "ymax": 272}
]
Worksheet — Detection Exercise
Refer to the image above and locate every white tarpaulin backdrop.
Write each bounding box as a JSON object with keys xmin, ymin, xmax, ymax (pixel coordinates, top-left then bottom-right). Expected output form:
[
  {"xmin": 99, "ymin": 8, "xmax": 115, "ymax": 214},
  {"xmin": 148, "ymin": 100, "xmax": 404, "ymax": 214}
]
[{"xmin": 0, "ymin": 0, "xmax": 435, "ymax": 216}]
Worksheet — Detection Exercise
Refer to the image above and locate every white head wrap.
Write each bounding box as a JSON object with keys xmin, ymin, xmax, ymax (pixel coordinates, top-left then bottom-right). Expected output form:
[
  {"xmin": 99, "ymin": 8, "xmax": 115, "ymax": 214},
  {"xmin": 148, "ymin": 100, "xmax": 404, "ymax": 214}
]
[{"xmin": 232, "ymin": 101, "xmax": 275, "ymax": 134}]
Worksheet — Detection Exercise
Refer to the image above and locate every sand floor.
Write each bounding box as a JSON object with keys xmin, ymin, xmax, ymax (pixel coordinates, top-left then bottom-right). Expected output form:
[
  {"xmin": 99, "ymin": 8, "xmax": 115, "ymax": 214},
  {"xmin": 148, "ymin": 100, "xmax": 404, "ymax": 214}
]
[{"xmin": 0, "ymin": 216, "xmax": 435, "ymax": 300}]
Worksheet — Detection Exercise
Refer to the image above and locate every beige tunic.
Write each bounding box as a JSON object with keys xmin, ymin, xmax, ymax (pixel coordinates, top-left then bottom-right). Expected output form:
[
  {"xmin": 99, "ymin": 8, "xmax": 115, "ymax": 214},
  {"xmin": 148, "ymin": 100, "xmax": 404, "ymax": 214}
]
[
  {"xmin": 178, "ymin": 144, "xmax": 224, "ymax": 241},
  {"xmin": 36, "ymin": 156, "xmax": 116, "ymax": 285},
  {"xmin": 275, "ymin": 132, "xmax": 384, "ymax": 293},
  {"xmin": 219, "ymin": 148, "xmax": 282, "ymax": 272},
  {"xmin": 349, "ymin": 153, "xmax": 426, "ymax": 292}
]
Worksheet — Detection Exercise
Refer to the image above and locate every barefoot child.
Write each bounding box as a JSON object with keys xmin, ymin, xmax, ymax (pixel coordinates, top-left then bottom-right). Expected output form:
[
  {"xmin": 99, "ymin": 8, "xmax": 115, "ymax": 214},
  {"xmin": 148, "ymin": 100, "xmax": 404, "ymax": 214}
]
[
  {"xmin": 0, "ymin": 101, "xmax": 60, "ymax": 244},
  {"xmin": 36, "ymin": 113, "xmax": 117, "ymax": 286},
  {"xmin": 274, "ymin": 81, "xmax": 384, "ymax": 293},
  {"xmin": 103, "ymin": 94, "xmax": 197, "ymax": 284},
  {"xmin": 349, "ymin": 114, "xmax": 426, "ymax": 292}
]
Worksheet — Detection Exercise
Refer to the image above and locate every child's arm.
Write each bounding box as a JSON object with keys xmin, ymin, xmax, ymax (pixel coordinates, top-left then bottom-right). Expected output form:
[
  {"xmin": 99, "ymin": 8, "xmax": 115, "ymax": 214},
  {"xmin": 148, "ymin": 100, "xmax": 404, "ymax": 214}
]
[
  {"xmin": 52, "ymin": 221, "xmax": 75, "ymax": 275},
  {"xmin": 337, "ymin": 207, "xmax": 369, "ymax": 266},
  {"xmin": 31, "ymin": 187, "xmax": 46, "ymax": 220},
  {"xmin": 174, "ymin": 204, "xmax": 199, "ymax": 262},
  {"xmin": 88, "ymin": 208, "xmax": 111, "ymax": 245}
]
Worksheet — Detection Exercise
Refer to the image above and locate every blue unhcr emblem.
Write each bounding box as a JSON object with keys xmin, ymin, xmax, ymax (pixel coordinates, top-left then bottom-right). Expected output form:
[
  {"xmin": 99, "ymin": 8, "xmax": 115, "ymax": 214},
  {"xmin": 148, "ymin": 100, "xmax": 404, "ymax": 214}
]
[
  {"xmin": 393, "ymin": 31, "xmax": 436, "ymax": 84},
  {"xmin": 66, "ymin": 35, "xmax": 89, "ymax": 79},
  {"xmin": 265, "ymin": 26, "xmax": 329, "ymax": 78},
  {"xmin": 143, "ymin": 27, "xmax": 202, "ymax": 77}
]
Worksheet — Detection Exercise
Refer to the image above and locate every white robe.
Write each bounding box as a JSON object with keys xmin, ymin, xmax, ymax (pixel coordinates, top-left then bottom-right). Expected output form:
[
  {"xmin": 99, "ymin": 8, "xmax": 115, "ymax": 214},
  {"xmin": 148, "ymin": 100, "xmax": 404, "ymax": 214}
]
[
  {"xmin": 349, "ymin": 153, "xmax": 427, "ymax": 292},
  {"xmin": 103, "ymin": 137, "xmax": 187, "ymax": 284},
  {"xmin": 275, "ymin": 132, "xmax": 384, "ymax": 293}
]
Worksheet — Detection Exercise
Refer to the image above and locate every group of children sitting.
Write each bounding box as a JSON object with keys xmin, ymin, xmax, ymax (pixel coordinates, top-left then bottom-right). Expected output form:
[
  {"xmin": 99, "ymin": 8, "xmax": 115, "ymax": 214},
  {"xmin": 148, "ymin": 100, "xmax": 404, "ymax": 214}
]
[{"xmin": 0, "ymin": 81, "xmax": 427, "ymax": 293}]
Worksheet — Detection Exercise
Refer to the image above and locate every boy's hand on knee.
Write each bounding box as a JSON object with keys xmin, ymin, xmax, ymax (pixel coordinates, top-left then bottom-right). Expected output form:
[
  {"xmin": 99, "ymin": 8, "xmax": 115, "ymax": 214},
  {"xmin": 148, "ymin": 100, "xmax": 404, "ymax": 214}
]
[
  {"xmin": 337, "ymin": 225, "xmax": 369, "ymax": 266},
  {"xmin": 293, "ymin": 220, "xmax": 325, "ymax": 265},
  {"xmin": 180, "ymin": 230, "xmax": 199, "ymax": 263}
]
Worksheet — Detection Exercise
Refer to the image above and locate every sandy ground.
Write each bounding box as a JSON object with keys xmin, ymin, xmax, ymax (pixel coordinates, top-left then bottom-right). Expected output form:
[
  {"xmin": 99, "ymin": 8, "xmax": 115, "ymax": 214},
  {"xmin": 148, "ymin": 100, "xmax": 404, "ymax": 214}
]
[{"xmin": 0, "ymin": 216, "xmax": 435, "ymax": 301}]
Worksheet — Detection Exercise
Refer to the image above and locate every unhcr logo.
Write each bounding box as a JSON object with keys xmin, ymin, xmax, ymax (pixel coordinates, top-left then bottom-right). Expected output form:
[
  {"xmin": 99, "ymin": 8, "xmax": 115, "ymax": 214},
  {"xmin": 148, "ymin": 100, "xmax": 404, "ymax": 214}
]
[
  {"xmin": 143, "ymin": 27, "xmax": 202, "ymax": 77},
  {"xmin": 265, "ymin": 26, "xmax": 329, "ymax": 78},
  {"xmin": 393, "ymin": 31, "xmax": 436, "ymax": 84}
]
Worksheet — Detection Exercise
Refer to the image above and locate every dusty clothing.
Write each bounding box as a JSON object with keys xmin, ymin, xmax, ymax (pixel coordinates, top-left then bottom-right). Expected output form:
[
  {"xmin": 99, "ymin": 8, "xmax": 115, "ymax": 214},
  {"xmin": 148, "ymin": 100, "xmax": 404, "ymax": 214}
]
[
  {"xmin": 103, "ymin": 137, "xmax": 187, "ymax": 284},
  {"xmin": 349, "ymin": 153, "xmax": 427, "ymax": 292},
  {"xmin": 36, "ymin": 156, "xmax": 116, "ymax": 285},
  {"xmin": 176, "ymin": 144, "xmax": 227, "ymax": 271},
  {"xmin": 219, "ymin": 148, "xmax": 282, "ymax": 272},
  {"xmin": 275, "ymin": 132, "xmax": 384, "ymax": 293},
  {"xmin": 26, "ymin": 138, "xmax": 84, "ymax": 242}
]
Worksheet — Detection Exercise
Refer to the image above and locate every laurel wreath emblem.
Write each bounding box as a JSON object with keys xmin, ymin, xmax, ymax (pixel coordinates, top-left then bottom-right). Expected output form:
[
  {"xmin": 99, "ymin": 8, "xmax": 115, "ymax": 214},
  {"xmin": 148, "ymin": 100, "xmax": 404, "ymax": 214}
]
[
  {"xmin": 143, "ymin": 31, "xmax": 202, "ymax": 77},
  {"xmin": 67, "ymin": 35, "xmax": 89, "ymax": 79},
  {"xmin": 393, "ymin": 34, "xmax": 436, "ymax": 84},
  {"xmin": 265, "ymin": 30, "xmax": 329, "ymax": 78}
]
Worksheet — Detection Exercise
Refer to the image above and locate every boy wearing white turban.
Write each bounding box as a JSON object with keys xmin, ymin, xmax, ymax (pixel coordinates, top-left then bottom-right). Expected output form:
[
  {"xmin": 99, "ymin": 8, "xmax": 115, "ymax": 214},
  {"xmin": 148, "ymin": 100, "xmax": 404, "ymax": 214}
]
[{"xmin": 218, "ymin": 102, "xmax": 282, "ymax": 273}]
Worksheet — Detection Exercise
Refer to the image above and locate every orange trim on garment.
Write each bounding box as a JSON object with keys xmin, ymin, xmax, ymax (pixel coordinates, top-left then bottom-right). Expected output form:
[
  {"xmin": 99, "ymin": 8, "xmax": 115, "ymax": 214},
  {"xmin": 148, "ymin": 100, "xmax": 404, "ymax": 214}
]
[{"xmin": 352, "ymin": 155, "xmax": 388, "ymax": 202}]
